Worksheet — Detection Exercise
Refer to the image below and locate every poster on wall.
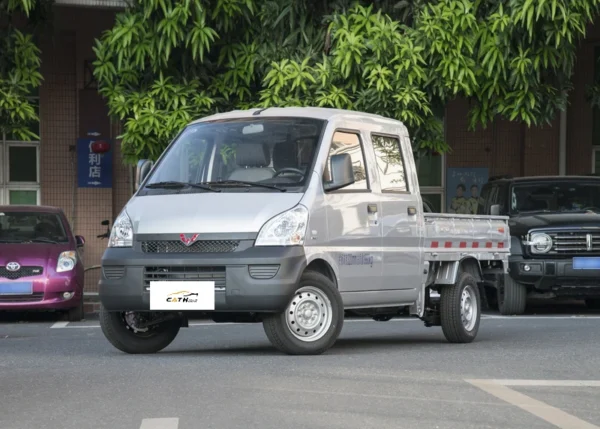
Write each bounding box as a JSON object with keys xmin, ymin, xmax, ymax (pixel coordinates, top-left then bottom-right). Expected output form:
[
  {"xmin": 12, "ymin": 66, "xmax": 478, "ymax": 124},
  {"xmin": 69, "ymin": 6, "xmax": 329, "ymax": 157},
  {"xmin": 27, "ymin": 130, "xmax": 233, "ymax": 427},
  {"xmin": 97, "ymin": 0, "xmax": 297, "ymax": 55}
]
[
  {"xmin": 445, "ymin": 167, "xmax": 489, "ymax": 214},
  {"xmin": 77, "ymin": 137, "xmax": 113, "ymax": 188}
]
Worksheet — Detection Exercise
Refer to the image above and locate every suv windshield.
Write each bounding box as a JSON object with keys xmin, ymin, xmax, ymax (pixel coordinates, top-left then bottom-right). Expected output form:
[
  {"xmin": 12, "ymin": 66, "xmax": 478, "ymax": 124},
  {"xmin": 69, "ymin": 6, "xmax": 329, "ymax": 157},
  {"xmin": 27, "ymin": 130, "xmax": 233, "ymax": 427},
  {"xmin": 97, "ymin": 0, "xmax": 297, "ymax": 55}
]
[
  {"xmin": 510, "ymin": 181, "xmax": 600, "ymax": 214},
  {"xmin": 143, "ymin": 117, "xmax": 325, "ymax": 193},
  {"xmin": 0, "ymin": 211, "xmax": 68, "ymax": 243}
]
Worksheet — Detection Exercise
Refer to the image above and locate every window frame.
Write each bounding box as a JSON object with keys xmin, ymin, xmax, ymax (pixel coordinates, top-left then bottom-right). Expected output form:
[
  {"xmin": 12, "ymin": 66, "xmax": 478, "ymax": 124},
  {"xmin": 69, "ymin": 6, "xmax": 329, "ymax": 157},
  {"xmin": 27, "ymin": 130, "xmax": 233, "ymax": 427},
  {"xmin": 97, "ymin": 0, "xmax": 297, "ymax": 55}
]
[
  {"xmin": 323, "ymin": 128, "xmax": 372, "ymax": 194},
  {"xmin": 370, "ymin": 132, "xmax": 410, "ymax": 195},
  {"xmin": 6, "ymin": 142, "xmax": 40, "ymax": 186}
]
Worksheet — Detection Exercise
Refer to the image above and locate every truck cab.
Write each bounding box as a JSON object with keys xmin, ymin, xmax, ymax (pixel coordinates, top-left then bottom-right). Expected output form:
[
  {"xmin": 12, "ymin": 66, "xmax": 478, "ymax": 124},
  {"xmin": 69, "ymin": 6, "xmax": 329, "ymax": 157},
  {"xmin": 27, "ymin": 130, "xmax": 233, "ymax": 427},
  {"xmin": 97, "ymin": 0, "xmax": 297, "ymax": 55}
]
[
  {"xmin": 478, "ymin": 175, "xmax": 600, "ymax": 314},
  {"xmin": 98, "ymin": 107, "xmax": 510, "ymax": 355}
]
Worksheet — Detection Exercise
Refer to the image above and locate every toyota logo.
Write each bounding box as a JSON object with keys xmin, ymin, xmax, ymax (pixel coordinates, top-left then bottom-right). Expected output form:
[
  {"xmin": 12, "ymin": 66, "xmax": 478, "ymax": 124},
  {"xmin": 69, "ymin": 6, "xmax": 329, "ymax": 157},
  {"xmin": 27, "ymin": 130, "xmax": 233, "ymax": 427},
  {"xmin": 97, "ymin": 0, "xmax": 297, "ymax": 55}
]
[{"xmin": 6, "ymin": 262, "xmax": 20, "ymax": 272}]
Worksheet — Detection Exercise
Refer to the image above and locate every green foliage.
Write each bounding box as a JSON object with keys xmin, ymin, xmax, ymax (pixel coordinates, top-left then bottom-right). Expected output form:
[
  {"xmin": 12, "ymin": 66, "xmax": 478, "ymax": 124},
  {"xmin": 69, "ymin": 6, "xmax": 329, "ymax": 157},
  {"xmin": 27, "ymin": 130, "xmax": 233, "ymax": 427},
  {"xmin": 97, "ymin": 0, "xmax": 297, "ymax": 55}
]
[
  {"xmin": 93, "ymin": 0, "xmax": 600, "ymax": 163},
  {"xmin": 0, "ymin": 0, "xmax": 45, "ymax": 141}
]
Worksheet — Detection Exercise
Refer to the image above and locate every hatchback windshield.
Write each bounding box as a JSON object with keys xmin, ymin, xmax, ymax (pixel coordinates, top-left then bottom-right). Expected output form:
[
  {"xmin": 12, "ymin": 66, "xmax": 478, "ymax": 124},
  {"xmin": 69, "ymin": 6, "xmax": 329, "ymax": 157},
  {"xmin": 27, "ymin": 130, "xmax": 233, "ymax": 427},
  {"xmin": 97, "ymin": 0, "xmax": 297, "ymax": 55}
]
[
  {"xmin": 511, "ymin": 181, "xmax": 600, "ymax": 214},
  {"xmin": 144, "ymin": 117, "xmax": 325, "ymax": 192},
  {"xmin": 0, "ymin": 211, "xmax": 68, "ymax": 243}
]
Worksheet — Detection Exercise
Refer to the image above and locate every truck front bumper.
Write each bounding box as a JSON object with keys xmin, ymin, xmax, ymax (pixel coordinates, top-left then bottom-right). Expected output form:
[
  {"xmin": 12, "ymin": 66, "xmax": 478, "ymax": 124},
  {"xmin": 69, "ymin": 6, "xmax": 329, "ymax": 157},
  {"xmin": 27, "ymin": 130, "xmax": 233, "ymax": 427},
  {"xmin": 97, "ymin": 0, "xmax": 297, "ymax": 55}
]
[
  {"xmin": 98, "ymin": 246, "xmax": 307, "ymax": 312},
  {"xmin": 509, "ymin": 255, "xmax": 600, "ymax": 298}
]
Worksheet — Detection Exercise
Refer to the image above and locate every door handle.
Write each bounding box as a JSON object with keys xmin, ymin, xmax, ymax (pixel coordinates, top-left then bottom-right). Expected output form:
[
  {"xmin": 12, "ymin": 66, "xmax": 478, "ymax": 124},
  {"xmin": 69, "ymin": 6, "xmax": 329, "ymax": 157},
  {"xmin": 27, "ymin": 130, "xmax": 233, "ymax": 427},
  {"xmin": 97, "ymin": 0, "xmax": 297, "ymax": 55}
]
[
  {"xmin": 407, "ymin": 206, "xmax": 417, "ymax": 215},
  {"xmin": 367, "ymin": 204, "xmax": 378, "ymax": 214}
]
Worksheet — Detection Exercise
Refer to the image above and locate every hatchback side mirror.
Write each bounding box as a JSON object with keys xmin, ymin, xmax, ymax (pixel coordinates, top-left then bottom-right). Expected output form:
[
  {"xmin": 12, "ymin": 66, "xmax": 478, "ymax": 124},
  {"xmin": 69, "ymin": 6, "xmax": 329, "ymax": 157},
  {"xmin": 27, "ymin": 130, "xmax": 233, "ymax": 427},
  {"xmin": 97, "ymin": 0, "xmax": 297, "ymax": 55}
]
[
  {"xmin": 75, "ymin": 235, "xmax": 85, "ymax": 248},
  {"xmin": 135, "ymin": 159, "xmax": 154, "ymax": 190},
  {"xmin": 324, "ymin": 153, "xmax": 355, "ymax": 192}
]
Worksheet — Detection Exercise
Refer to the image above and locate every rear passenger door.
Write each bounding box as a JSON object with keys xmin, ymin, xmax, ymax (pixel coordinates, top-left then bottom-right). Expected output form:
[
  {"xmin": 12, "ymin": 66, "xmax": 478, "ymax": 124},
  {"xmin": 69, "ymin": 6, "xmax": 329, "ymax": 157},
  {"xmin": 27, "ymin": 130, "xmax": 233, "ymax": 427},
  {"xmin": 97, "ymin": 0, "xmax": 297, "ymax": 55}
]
[
  {"xmin": 322, "ymin": 130, "xmax": 383, "ymax": 294},
  {"xmin": 370, "ymin": 133, "xmax": 422, "ymax": 300}
]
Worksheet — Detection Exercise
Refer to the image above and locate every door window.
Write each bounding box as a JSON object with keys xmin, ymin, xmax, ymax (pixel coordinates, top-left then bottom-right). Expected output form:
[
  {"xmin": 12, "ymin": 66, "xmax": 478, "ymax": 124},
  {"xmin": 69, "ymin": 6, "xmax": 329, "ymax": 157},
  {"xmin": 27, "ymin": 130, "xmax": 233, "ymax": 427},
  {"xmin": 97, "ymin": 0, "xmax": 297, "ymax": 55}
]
[
  {"xmin": 323, "ymin": 131, "xmax": 369, "ymax": 191},
  {"xmin": 371, "ymin": 134, "xmax": 408, "ymax": 192}
]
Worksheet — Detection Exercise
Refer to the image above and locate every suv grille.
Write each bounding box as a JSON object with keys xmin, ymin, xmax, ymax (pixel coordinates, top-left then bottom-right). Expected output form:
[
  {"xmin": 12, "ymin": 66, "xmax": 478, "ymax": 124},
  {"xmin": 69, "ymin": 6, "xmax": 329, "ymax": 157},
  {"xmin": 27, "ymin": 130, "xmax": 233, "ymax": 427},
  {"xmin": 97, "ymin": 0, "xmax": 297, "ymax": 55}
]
[
  {"xmin": 0, "ymin": 266, "xmax": 43, "ymax": 280},
  {"xmin": 141, "ymin": 240, "xmax": 239, "ymax": 254},
  {"xmin": 546, "ymin": 231, "xmax": 600, "ymax": 255},
  {"xmin": 143, "ymin": 266, "xmax": 226, "ymax": 290}
]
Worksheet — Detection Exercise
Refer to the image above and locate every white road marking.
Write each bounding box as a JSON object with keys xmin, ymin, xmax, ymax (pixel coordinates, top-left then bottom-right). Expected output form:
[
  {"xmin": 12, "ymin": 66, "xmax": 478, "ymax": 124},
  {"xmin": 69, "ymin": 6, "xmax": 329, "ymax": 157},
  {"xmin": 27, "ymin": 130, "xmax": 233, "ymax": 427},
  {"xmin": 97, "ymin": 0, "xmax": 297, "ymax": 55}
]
[
  {"xmin": 139, "ymin": 418, "xmax": 179, "ymax": 429},
  {"xmin": 466, "ymin": 379, "xmax": 600, "ymax": 429},
  {"xmin": 50, "ymin": 321, "xmax": 69, "ymax": 329},
  {"xmin": 489, "ymin": 380, "xmax": 600, "ymax": 387}
]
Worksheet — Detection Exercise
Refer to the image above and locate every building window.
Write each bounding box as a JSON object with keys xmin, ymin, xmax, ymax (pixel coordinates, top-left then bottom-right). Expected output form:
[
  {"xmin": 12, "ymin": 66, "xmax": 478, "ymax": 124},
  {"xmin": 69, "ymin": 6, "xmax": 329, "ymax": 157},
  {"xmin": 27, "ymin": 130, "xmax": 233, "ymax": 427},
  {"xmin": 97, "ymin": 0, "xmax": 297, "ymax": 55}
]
[
  {"xmin": 372, "ymin": 134, "xmax": 408, "ymax": 192},
  {"xmin": 415, "ymin": 151, "xmax": 445, "ymax": 212},
  {"xmin": 1, "ymin": 96, "xmax": 40, "ymax": 205},
  {"xmin": 323, "ymin": 131, "xmax": 369, "ymax": 191}
]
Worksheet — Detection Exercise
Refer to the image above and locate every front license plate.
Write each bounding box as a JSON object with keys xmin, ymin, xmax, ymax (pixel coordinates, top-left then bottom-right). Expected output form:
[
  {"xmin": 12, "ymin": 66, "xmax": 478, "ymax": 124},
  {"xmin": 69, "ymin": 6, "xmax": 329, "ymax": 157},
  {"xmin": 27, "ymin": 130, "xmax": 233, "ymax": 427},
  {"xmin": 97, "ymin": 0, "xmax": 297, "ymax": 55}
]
[
  {"xmin": 149, "ymin": 281, "xmax": 215, "ymax": 311},
  {"xmin": 0, "ymin": 282, "xmax": 33, "ymax": 295},
  {"xmin": 572, "ymin": 257, "xmax": 600, "ymax": 270}
]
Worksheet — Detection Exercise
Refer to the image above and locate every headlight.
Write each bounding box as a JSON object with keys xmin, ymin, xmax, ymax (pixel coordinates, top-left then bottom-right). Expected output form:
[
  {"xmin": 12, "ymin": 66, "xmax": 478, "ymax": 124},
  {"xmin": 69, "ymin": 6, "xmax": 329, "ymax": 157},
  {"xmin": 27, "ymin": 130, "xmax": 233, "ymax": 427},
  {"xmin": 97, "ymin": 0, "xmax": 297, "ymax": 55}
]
[
  {"xmin": 255, "ymin": 205, "xmax": 309, "ymax": 246},
  {"xmin": 528, "ymin": 233, "xmax": 553, "ymax": 254},
  {"xmin": 57, "ymin": 251, "xmax": 77, "ymax": 272},
  {"xmin": 109, "ymin": 211, "xmax": 133, "ymax": 248}
]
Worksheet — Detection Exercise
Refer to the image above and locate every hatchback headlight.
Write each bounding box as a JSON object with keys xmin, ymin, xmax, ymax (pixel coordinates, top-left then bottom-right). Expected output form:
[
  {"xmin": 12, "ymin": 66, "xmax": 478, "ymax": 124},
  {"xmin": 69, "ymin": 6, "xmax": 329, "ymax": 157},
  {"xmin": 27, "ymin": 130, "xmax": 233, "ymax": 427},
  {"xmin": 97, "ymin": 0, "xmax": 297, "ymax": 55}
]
[
  {"xmin": 109, "ymin": 211, "xmax": 133, "ymax": 248},
  {"xmin": 528, "ymin": 233, "xmax": 553, "ymax": 254},
  {"xmin": 255, "ymin": 205, "xmax": 309, "ymax": 246},
  {"xmin": 57, "ymin": 251, "xmax": 77, "ymax": 272}
]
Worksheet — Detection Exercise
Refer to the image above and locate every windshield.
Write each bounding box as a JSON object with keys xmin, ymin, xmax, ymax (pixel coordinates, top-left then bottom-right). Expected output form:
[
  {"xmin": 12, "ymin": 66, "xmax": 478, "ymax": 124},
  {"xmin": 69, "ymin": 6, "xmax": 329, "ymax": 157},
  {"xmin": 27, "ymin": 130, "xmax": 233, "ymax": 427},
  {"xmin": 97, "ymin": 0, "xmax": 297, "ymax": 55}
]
[
  {"xmin": 0, "ymin": 211, "xmax": 68, "ymax": 243},
  {"xmin": 144, "ymin": 117, "xmax": 325, "ymax": 193},
  {"xmin": 510, "ymin": 181, "xmax": 600, "ymax": 214}
]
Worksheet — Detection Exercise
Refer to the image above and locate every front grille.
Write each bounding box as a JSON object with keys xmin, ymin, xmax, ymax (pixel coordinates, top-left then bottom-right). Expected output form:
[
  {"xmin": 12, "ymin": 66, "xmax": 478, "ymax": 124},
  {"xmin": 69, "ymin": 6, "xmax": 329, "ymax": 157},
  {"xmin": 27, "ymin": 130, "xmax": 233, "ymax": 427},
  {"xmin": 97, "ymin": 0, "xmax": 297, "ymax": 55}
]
[
  {"xmin": 143, "ymin": 266, "xmax": 226, "ymax": 290},
  {"xmin": 141, "ymin": 240, "xmax": 239, "ymax": 254},
  {"xmin": 0, "ymin": 293, "xmax": 44, "ymax": 303},
  {"xmin": 0, "ymin": 266, "xmax": 43, "ymax": 280},
  {"xmin": 546, "ymin": 231, "xmax": 600, "ymax": 255}
]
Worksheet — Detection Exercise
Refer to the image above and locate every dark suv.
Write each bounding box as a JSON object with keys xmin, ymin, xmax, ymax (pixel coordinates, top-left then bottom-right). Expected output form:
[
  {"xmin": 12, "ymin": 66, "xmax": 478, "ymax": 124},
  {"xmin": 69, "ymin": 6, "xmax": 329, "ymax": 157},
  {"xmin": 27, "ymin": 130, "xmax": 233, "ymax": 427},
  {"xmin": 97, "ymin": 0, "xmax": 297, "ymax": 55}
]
[{"xmin": 478, "ymin": 175, "xmax": 600, "ymax": 314}]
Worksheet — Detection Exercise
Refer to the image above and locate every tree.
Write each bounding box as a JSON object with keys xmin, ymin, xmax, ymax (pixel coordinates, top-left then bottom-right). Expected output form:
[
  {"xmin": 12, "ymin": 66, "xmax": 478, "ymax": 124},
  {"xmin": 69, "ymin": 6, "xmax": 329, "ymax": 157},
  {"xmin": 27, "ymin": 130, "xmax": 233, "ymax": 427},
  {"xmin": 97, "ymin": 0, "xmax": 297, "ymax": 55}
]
[
  {"xmin": 92, "ymin": 0, "xmax": 600, "ymax": 163},
  {"xmin": 0, "ymin": 0, "xmax": 49, "ymax": 141}
]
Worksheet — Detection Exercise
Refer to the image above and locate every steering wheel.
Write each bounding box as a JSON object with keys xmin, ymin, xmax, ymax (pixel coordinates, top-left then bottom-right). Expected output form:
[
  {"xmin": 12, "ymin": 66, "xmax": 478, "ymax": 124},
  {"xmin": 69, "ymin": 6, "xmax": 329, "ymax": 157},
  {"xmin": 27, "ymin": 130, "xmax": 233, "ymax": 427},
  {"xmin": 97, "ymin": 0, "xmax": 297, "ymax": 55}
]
[{"xmin": 273, "ymin": 168, "xmax": 305, "ymax": 178}]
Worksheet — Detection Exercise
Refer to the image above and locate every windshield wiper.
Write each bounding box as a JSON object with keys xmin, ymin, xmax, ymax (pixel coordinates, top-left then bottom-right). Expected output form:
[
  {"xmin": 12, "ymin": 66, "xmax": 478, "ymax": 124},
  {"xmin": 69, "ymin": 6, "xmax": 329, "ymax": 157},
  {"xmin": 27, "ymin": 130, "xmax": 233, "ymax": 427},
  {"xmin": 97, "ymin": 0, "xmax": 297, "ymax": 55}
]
[
  {"xmin": 145, "ymin": 181, "xmax": 220, "ymax": 192},
  {"xmin": 202, "ymin": 180, "xmax": 286, "ymax": 192}
]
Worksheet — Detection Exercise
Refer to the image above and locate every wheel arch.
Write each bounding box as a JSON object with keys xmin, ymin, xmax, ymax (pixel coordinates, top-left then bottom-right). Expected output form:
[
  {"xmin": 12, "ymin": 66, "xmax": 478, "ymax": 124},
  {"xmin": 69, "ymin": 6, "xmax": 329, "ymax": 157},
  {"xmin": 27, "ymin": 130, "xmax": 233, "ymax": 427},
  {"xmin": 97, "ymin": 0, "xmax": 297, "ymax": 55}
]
[{"xmin": 304, "ymin": 257, "xmax": 338, "ymax": 288}]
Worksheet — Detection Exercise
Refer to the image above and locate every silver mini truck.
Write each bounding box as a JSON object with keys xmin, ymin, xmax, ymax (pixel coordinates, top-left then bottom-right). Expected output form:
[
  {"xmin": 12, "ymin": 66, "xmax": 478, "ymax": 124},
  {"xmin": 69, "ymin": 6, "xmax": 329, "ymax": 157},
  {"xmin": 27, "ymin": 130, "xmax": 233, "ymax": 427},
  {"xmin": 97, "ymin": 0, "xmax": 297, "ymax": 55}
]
[{"xmin": 98, "ymin": 107, "xmax": 510, "ymax": 355}]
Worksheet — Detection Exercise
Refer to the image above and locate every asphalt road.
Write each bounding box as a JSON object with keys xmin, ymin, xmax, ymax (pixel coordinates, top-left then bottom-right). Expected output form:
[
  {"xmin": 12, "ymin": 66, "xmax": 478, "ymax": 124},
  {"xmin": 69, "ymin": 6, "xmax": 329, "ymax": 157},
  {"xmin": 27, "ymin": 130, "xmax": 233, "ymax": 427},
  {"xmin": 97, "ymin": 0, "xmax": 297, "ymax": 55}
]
[{"xmin": 1, "ymin": 302, "xmax": 599, "ymax": 429}]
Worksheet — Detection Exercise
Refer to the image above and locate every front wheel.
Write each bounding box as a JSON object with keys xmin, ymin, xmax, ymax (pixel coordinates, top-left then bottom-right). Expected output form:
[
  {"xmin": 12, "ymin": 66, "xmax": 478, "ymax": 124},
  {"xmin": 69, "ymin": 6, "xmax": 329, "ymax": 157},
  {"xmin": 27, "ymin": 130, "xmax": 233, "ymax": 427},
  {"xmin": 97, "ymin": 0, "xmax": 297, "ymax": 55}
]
[
  {"xmin": 440, "ymin": 272, "xmax": 481, "ymax": 343},
  {"xmin": 99, "ymin": 305, "xmax": 181, "ymax": 354},
  {"xmin": 262, "ymin": 271, "xmax": 344, "ymax": 355}
]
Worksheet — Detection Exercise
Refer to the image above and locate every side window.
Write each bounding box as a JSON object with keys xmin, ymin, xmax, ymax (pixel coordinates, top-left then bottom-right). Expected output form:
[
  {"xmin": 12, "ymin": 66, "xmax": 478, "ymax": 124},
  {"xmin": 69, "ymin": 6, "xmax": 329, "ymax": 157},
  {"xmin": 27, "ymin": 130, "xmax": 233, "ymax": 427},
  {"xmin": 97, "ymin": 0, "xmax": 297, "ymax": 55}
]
[
  {"xmin": 488, "ymin": 186, "xmax": 498, "ymax": 214},
  {"xmin": 323, "ymin": 131, "xmax": 368, "ymax": 190},
  {"xmin": 478, "ymin": 185, "xmax": 490, "ymax": 214},
  {"xmin": 371, "ymin": 134, "xmax": 408, "ymax": 192}
]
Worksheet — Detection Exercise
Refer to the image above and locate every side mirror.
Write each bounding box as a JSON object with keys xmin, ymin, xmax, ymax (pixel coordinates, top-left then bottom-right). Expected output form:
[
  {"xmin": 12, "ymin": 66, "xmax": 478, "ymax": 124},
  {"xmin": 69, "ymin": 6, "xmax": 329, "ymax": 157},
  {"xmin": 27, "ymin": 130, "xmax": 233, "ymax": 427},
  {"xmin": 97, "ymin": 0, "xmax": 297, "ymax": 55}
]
[
  {"xmin": 135, "ymin": 159, "xmax": 154, "ymax": 190},
  {"xmin": 490, "ymin": 204, "xmax": 500, "ymax": 216},
  {"xmin": 101, "ymin": 219, "xmax": 109, "ymax": 226},
  {"xmin": 324, "ymin": 153, "xmax": 355, "ymax": 192},
  {"xmin": 75, "ymin": 235, "xmax": 85, "ymax": 248}
]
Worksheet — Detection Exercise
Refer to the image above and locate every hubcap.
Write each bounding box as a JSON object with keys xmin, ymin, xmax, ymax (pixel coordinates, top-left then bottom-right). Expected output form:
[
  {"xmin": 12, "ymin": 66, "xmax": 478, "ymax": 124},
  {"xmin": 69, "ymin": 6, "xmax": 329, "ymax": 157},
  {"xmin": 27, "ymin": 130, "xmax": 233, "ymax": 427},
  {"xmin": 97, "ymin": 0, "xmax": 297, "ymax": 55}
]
[
  {"xmin": 460, "ymin": 285, "xmax": 478, "ymax": 331},
  {"xmin": 285, "ymin": 286, "xmax": 333, "ymax": 342}
]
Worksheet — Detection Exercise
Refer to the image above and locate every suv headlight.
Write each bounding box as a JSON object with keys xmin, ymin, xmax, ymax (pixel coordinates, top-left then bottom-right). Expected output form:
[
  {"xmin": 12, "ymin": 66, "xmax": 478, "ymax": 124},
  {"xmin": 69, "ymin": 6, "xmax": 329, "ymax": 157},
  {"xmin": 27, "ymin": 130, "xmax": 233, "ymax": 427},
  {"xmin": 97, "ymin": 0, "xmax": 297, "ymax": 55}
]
[
  {"xmin": 528, "ymin": 233, "xmax": 553, "ymax": 254},
  {"xmin": 255, "ymin": 205, "xmax": 309, "ymax": 246},
  {"xmin": 57, "ymin": 251, "xmax": 77, "ymax": 272},
  {"xmin": 109, "ymin": 211, "xmax": 133, "ymax": 248}
]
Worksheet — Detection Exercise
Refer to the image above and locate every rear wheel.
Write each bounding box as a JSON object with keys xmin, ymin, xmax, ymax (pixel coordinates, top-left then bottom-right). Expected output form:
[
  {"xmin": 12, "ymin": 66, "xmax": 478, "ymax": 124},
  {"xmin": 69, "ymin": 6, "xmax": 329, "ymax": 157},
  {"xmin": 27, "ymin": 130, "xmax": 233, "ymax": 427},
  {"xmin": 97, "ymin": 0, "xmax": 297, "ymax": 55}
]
[
  {"xmin": 440, "ymin": 272, "xmax": 481, "ymax": 343},
  {"xmin": 498, "ymin": 275, "xmax": 527, "ymax": 315},
  {"xmin": 262, "ymin": 271, "xmax": 344, "ymax": 355},
  {"xmin": 99, "ymin": 305, "xmax": 181, "ymax": 354},
  {"xmin": 585, "ymin": 299, "xmax": 600, "ymax": 310}
]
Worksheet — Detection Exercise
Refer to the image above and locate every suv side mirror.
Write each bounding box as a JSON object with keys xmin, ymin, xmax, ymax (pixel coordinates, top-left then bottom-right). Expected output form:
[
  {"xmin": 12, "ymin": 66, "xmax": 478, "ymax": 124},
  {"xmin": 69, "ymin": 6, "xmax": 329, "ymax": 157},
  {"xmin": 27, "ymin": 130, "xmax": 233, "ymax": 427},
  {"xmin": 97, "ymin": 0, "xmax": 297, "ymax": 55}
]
[
  {"xmin": 75, "ymin": 235, "xmax": 85, "ymax": 248},
  {"xmin": 324, "ymin": 154, "xmax": 355, "ymax": 192},
  {"xmin": 135, "ymin": 159, "xmax": 154, "ymax": 190},
  {"xmin": 490, "ymin": 204, "xmax": 500, "ymax": 216}
]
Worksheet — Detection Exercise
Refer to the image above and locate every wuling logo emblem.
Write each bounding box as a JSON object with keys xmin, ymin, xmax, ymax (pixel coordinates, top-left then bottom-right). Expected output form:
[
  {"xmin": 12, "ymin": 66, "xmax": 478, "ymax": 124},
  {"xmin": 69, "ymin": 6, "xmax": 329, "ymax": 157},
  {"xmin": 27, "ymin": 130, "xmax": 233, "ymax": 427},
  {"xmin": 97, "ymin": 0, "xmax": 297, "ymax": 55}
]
[
  {"xmin": 166, "ymin": 291, "xmax": 199, "ymax": 303},
  {"xmin": 179, "ymin": 233, "xmax": 199, "ymax": 246}
]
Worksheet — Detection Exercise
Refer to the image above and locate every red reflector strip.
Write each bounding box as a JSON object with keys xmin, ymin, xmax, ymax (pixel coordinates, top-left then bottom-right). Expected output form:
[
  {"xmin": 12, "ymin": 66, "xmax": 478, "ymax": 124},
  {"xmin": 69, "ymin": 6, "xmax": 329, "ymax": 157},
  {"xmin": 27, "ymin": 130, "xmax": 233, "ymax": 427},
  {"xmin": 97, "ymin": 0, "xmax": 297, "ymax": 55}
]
[
  {"xmin": 431, "ymin": 241, "xmax": 439, "ymax": 248},
  {"xmin": 444, "ymin": 242, "xmax": 452, "ymax": 248},
  {"xmin": 472, "ymin": 242, "xmax": 479, "ymax": 248},
  {"xmin": 486, "ymin": 242, "xmax": 493, "ymax": 248},
  {"xmin": 498, "ymin": 227, "xmax": 505, "ymax": 233},
  {"xmin": 498, "ymin": 242, "xmax": 504, "ymax": 248},
  {"xmin": 459, "ymin": 242, "xmax": 467, "ymax": 248}
]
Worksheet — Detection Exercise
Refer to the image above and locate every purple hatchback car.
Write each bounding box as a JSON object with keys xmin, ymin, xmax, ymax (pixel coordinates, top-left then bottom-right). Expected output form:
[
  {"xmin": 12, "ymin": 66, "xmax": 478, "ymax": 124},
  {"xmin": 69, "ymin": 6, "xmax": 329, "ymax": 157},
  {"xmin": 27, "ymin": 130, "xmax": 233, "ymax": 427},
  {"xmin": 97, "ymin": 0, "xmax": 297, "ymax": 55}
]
[{"xmin": 0, "ymin": 205, "xmax": 85, "ymax": 321}]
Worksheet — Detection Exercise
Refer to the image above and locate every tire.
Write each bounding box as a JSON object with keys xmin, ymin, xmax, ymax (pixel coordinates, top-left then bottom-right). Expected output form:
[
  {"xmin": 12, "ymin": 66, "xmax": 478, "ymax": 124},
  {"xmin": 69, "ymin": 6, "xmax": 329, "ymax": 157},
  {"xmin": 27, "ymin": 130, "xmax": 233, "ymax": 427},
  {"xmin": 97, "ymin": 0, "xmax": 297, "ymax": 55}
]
[
  {"xmin": 99, "ymin": 305, "xmax": 181, "ymax": 354},
  {"xmin": 498, "ymin": 275, "xmax": 527, "ymax": 315},
  {"xmin": 66, "ymin": 299, "xmax": 84, "ymax": 322},
  {"xmin": 440, "ymin": 271, "xmax": 481, "ymax": 343},
  {"xmin": 585, "ymin": 299, "xmax": 600, "ymax": 310},
  {"xmin": 262, "ymin": 271, "xmax": 344, "ymax": 355}
]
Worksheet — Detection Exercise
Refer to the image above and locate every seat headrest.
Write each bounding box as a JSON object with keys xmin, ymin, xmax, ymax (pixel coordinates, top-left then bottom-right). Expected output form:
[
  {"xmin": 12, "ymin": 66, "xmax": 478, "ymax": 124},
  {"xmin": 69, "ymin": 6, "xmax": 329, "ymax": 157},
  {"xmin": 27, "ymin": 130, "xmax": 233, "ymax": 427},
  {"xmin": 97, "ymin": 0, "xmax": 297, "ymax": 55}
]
[{"xmin": 236, "ymin": 143, "xmax": 271, "ymax": 167}]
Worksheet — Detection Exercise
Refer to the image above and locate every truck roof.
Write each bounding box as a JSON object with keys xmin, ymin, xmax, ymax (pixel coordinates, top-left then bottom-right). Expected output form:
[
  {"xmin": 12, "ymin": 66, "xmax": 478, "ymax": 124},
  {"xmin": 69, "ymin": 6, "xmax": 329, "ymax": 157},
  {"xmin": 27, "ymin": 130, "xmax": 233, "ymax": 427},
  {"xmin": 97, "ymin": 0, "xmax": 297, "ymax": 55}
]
[{"xmin": 190, "ymin": 106, "xmax": 405, "ymax": 128}]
